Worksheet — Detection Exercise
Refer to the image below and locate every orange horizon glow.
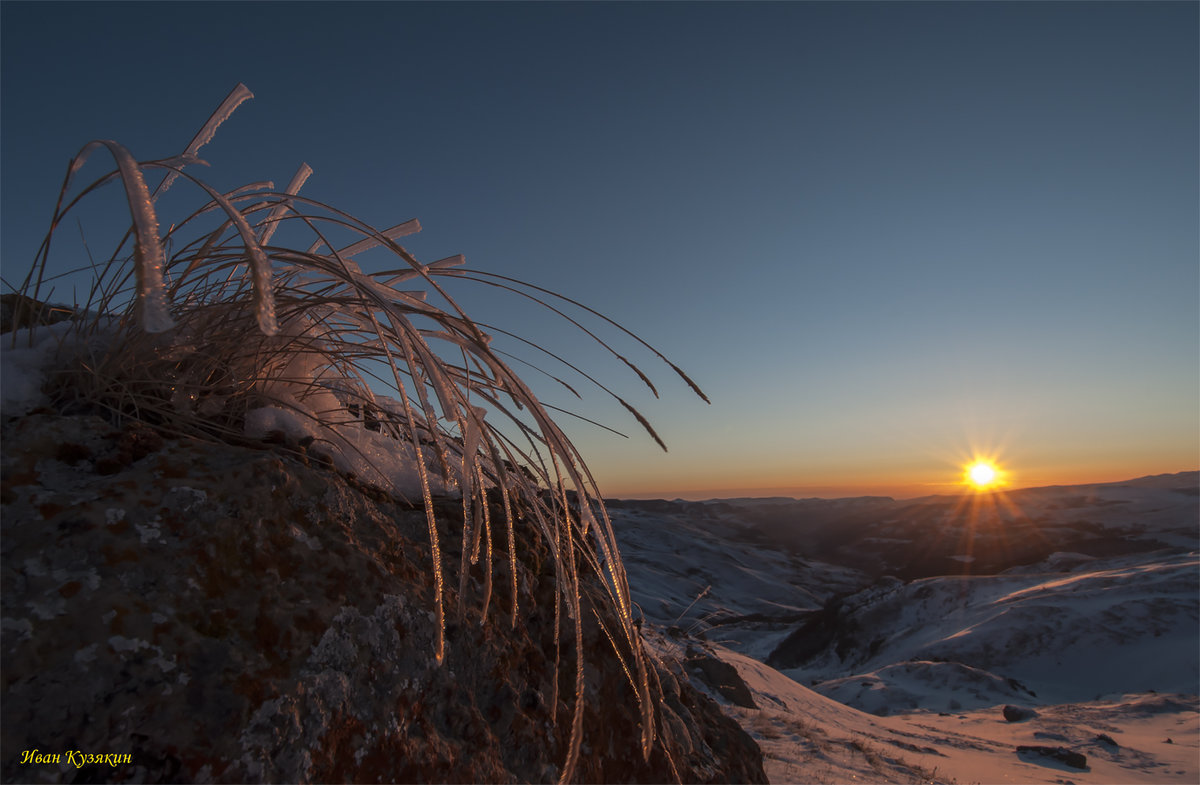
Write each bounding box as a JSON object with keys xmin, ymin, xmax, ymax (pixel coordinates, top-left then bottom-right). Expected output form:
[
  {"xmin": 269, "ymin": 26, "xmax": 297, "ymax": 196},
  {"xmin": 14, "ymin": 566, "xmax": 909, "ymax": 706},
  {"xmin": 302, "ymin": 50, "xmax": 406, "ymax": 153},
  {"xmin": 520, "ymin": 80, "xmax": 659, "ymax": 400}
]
[
  {"xmin": 596, "ymin": 462, "xmax": 1197, "ymax": 501},
  {"xmin": 580, "ymin": 401, "xmax": 1198, "ymax": 504}
]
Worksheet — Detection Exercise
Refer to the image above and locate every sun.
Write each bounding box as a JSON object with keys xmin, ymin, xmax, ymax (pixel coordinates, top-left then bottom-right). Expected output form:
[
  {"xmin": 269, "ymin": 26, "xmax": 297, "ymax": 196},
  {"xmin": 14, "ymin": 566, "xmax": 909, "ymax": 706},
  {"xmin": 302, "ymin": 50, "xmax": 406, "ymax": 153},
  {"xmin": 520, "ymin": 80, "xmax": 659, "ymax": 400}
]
[{"xmin": 964, "ymin": 460, "xmax": 1001, "ymax": 490}]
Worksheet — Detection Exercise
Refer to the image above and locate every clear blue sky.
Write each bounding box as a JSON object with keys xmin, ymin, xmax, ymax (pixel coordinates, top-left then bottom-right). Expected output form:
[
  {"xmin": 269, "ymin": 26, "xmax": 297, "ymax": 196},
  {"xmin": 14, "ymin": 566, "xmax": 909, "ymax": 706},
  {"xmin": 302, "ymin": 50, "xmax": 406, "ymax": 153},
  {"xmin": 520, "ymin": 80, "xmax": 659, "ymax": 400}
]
[{"xmin": 2, "ymin": 1, "xmax": 1196, "ymax": 498}]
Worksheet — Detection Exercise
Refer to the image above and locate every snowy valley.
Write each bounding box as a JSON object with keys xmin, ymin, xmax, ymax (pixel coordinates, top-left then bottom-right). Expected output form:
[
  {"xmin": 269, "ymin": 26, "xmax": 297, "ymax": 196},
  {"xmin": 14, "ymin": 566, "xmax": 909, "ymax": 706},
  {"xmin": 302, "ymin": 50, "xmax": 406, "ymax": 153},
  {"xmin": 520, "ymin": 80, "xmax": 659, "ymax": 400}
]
[{"xmin": 609, "ymin": 474, "xmax": 1199, "ymax": 783}]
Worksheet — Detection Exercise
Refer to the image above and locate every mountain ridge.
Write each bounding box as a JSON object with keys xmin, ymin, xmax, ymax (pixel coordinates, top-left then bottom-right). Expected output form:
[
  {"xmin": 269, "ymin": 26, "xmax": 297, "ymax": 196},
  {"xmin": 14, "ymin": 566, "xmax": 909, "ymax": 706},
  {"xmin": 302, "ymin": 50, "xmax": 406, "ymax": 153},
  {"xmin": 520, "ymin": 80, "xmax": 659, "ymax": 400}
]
[
  {"xmin": 608, "ymin": 468, "xmax": 1198, "ymax": 783},
  {"xmin": 609, "ymin": 470, "xmax": 1198, "ymax": 506}
]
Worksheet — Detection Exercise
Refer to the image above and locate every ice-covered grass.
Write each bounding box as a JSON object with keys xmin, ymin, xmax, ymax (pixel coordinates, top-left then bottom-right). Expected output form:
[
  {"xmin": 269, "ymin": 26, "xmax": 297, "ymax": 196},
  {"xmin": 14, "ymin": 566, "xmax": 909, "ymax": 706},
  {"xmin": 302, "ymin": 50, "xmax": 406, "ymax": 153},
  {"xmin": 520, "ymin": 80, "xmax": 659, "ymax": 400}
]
[{"xmin": 2, "ymin": 84, "xmax": 707, "ymax": 782}]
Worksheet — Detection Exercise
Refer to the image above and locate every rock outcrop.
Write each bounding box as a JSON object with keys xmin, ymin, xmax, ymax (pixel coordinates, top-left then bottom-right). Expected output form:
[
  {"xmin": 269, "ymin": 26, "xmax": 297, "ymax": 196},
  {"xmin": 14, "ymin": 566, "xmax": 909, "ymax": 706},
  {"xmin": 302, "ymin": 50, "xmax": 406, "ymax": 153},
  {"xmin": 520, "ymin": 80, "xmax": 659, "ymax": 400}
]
[
  {"xmin": 1002, "ymin": 704, "xmax": 1038, "ymax": 722},
  {"xmin": 684, "ymin": 647, "xmax": 758, "ymax": 710},
  {"xmin": 2, "ymin": 413, "xmax": 766, "ymax": 783},
  {"xmin": 1015, "ymin": 745, "xmax": 1088, "ymax": 770}
]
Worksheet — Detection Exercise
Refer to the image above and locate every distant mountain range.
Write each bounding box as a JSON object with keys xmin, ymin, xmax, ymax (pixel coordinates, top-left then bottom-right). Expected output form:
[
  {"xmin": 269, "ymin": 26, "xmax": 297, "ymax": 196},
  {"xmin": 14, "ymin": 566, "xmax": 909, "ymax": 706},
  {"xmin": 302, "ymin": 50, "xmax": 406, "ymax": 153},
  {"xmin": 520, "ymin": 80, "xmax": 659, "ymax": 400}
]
[
  {"xmin": 608, "ymin": 471, "xmax": 1198, "ymax": 782},
  {"xmin": 611, "ymin": 471, "xmax": 1198, "ymax": 582}
]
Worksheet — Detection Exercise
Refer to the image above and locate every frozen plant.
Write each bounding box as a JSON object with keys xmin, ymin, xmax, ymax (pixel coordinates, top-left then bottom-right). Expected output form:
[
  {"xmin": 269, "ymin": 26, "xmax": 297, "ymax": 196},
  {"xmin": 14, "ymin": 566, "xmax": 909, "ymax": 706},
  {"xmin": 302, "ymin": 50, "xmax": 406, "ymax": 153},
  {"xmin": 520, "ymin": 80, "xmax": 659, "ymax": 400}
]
[{"xmin": 4, "ymin": 84, "xmax": 708, "ymax": 782}]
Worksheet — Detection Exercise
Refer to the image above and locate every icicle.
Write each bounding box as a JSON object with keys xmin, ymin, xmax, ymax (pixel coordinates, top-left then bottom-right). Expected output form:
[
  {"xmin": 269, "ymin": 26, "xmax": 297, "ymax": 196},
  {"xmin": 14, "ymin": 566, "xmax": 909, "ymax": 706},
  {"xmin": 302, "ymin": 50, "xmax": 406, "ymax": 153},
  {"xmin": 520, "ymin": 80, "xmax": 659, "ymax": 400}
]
[{"xmin": 257, "ymin": 162, "xmax": 313, "ymax": 246}]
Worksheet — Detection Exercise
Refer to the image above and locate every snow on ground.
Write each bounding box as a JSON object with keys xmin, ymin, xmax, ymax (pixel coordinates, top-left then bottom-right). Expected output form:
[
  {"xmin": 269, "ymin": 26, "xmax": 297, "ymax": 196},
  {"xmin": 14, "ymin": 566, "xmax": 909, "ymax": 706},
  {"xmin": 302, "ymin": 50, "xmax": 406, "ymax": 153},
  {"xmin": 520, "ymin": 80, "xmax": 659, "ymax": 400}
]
[
  {"xmin": 1008, "ymin": 479, "xmax": 1199, "ymax": 544},
  {"xmin": 1, "ymin": 322, "xmax": 101, "ymax": 417},
  {"xmin": 614, "ymin": 481, "xmax": 1198, "ymax": 783},
  {"xmin": 1, "ymin": 320, "xmax": 457, "ymax": 500},
  {"xmin": 9, "ymin": 314, "xmax": 1196, "ymax": 783},
  {"xmin": 608, "ymin": 500, "xmax": 864, "ymax": 660},
  {"xmin": 790, "ymin": 552, "xmax": 1199, "ymax": 706},
  {"xmin": 812, "ymin": 660, "xmax": 1038, "ymax": 716},
  {"xmin": 651, "ymin": 632, "xmax": 1199, "ymax": 784}
]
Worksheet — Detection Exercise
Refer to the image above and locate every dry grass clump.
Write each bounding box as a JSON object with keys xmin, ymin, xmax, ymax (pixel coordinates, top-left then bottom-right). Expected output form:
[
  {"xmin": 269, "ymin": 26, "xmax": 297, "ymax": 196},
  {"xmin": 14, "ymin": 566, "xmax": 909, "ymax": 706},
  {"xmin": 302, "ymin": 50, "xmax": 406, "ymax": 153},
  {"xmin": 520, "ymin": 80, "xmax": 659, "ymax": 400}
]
[{"xmin": 5, "ymin": 84, "xmax": 707, "ymax": 782}]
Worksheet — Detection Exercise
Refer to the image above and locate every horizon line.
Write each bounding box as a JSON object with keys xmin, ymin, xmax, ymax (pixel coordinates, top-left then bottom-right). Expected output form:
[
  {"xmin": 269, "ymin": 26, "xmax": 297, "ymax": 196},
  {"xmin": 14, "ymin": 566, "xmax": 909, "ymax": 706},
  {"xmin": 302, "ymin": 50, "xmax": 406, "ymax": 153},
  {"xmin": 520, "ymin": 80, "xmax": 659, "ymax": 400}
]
[{"xmin": 605, "ymin": 468, "xmax": 1200, "ymax": 503}]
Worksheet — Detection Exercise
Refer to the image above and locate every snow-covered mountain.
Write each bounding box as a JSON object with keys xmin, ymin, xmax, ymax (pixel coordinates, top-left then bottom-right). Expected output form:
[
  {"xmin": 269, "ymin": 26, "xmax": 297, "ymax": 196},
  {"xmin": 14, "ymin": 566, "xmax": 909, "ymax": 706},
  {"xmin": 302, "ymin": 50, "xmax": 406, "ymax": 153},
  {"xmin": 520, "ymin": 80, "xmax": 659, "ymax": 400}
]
[
  {"xmin": 605, "ymin": 498, "xmax": 863, "ymax": 659},
  {"xmin": 778, "ymin": 551, "xmax": 1197, "ymax": 707},
  {"xmin": 610, "ymin": 473, "xmax": 1199, "ymax": 783}
]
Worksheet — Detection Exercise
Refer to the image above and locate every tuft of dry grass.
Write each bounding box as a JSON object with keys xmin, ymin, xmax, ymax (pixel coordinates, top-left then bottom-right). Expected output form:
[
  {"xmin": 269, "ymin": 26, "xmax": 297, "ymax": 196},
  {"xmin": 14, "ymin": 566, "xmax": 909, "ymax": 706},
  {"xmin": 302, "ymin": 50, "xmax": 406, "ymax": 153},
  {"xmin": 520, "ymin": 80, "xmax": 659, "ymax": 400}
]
[{"xmin": 5, "ymin": 83, "xmax": 708, "ymax": 783}]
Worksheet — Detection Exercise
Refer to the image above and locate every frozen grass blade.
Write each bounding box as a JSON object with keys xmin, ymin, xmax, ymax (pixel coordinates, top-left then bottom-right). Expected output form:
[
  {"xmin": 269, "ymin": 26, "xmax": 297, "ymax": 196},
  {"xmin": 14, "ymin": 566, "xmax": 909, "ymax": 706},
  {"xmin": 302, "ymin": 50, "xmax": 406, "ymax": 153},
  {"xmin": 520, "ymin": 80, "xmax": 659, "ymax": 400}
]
[
  {"xmin": 11, "ymin": 84, "xmax": 709, "ymax": 780},
  {"xmin": 169, "ymin": 171, "xmax": 279, "ymax": 335},
  {"xmin": 317, "ymin": 218, "xmax": 421, "ymax": 258},
  {"xmin": 154, "ymin": 82, "xmax": 254, "ymax": 199},
  {"xmin": 453, "ymin": 268, "xmax": 711, "ymax": 404},
  {"xmin": 256, "ymin": 162, "xmax": 313, "ymax": 246},
  {"xmin": 67, "ymin": 140, "xmax": 173, "ymax": 332}
]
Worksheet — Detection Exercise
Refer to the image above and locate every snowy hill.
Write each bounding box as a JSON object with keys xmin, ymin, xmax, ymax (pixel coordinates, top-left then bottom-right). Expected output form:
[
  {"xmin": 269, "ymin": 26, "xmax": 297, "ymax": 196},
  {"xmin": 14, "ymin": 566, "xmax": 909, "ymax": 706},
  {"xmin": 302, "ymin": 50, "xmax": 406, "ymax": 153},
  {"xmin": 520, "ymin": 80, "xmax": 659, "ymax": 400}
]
[
  {"xmin": 697, "ymin": 638, "xmax": 1198, "ymax": 785},
  {"xmin": 776, "ymin": 551, "xmax": 1198, "ymax": 706},
  {"xmin": 610, "ymin": 474, "xmax": 1199, "ymax": 783},
  {"xmin": 605, "ymin": 498, "xmax": 863, "ymax": 659}
]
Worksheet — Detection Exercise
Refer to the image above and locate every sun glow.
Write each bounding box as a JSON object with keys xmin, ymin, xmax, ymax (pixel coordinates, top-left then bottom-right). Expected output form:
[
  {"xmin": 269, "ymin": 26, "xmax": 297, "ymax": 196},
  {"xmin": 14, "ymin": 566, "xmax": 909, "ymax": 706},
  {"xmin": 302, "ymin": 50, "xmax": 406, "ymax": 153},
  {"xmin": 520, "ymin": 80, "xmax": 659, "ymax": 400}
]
[{"xmin": 965, "ymin": 460, "xmax": 1002, "ymax": 491}]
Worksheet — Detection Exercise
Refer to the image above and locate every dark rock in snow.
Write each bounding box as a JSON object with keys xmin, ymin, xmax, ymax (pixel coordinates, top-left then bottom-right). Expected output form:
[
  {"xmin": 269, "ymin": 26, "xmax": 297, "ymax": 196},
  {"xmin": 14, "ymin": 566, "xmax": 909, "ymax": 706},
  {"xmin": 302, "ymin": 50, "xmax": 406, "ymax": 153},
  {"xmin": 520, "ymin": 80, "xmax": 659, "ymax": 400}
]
[
  {"xmin": 1003, "ymin": 704, "xmax": 1039, "ymax": 722},
  {"xmin": 1, "ymin": 413, "xmax": 767, "ymax": 783},
  {"xmin": 684, "ymin": 647, "xmax": 758, "ymax": 709},
  {"xmin": 1016, "ymin": 745, "xmax": 1088, "ymax": 770},
  {"xmin": 766, "ymin": 599, "xmax": 843, "ymax": 669},
  {"xmin": 1005, "ymin": 676, "xmax": 1037, "ymax": 697}
]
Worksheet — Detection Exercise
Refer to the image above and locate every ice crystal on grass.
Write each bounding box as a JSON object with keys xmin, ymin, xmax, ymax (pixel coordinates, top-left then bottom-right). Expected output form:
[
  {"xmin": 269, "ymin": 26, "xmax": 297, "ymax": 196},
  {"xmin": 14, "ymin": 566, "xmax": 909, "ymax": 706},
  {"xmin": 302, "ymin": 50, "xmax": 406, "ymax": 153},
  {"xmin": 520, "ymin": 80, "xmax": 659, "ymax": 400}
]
[
  {"xmin": 153, "ymin": 82, "xmax": 254, "ymax": 200},
  {"xmin": 6, "ymin": 84, "xmax": 706, "ymax": 782},
  {"xmin": 63, "ymin": 139, "xmax": 174, "ymax": 332}
]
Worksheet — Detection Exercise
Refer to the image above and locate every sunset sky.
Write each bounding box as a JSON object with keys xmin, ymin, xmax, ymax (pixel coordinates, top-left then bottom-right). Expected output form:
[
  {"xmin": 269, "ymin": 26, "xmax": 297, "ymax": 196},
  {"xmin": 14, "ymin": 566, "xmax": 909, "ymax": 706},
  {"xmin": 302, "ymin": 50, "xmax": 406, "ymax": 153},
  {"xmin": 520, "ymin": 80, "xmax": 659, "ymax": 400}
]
[{"xmin": 2, "ymin": 2, "xmax": 1196, "ymax": 499}]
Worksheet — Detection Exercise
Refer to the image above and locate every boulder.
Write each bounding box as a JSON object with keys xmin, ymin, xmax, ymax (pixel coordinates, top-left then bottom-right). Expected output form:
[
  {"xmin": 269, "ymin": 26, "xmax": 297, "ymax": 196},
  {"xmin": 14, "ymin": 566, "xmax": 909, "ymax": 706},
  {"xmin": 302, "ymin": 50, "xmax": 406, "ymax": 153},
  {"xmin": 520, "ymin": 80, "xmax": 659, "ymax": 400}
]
[
  {"xmin": 2, "ymin": 413, "xmax": 766, "ymax": 783},
  {"xmin": 1002, "ymin": 704, "xmax": 1039, "ymax": 722},
  {"xmin": 684, "ymin": 648, "xmax": 758, "ymax": 709},
  {"xmin": 1015, "ymin": 745, "xmax": 1088, "ymax": 770}
]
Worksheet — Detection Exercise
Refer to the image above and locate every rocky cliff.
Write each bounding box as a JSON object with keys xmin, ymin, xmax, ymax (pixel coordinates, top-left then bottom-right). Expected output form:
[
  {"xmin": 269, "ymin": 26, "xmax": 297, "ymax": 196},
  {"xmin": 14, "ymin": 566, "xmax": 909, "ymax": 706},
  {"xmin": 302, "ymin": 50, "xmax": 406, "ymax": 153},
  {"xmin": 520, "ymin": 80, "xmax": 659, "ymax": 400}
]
[{"xmin": 1, "ymin": 412, "xmax": 765, "ymax": 783}]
